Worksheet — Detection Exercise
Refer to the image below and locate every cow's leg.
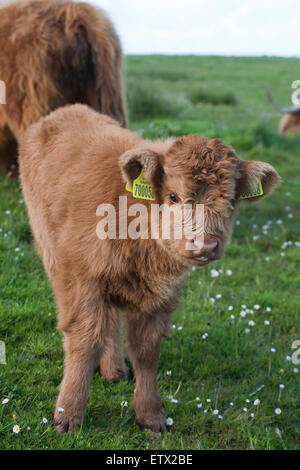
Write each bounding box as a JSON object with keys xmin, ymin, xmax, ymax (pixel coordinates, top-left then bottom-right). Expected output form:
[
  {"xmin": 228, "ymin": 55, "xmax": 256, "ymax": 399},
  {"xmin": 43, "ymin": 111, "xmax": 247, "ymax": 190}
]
[
  {"xmin": 53, "ymin": 279, "xmax": 113, "ymax": 434},
  {"xmin": 0, "ymin": 124, "xmax": 18, "ymax": 177},
  {"xmin": 54, "ymin": 325, "xmax": 99, "ymax": 434},
  {"xmin": 125, "ymin": 311, "xmax": 171, "ymax": 434},
  {"xmin": 99, "ymin": 307, "xmax": 127, "ymax": 383}
]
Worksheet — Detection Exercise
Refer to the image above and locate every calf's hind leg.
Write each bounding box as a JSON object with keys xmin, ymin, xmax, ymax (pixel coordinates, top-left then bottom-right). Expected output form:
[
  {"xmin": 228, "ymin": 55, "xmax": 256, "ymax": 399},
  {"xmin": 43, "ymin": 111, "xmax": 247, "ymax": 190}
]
[
  {"xmin": 99, "ymin": 307, "xmax": 127, "ymax": 383},
  {"xmin": 0, "ymin": 124, "xmax": 18, "ymax": 177},
  {"xmin": 126, "ymin": 311, "xmax": 171, "ymax": 434}
]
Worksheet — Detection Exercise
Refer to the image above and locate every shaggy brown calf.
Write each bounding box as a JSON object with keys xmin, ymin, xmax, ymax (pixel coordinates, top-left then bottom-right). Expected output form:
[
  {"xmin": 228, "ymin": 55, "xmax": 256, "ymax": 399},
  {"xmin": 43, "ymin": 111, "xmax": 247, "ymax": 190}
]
[
  {"xmin": 0, "ymin": 0, "xmax": 126, "ymax": 177},
  {"xmin": 19, "ymin": 104, "xmax": 280, "ymax": 434}
]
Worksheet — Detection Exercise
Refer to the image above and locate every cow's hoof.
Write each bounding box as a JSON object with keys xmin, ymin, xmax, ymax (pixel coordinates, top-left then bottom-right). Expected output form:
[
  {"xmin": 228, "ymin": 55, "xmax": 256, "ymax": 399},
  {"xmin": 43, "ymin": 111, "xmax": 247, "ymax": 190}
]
[
  {"xmin": 137, "ymin": 410, "xmax": 167, "ymax": 434},
  {"xmin": 54, "ymin": 413, "xmax": 82, "ymax": 434},
  {"xmin": 100, "ymin": 361, "xmax": 128, "ymax": 383}
]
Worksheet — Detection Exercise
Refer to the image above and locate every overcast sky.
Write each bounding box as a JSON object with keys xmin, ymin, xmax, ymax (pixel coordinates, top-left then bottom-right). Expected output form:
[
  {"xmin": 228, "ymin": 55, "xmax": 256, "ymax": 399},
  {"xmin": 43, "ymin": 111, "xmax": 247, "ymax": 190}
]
[{"xmin": 90, "ymin": 0, "xmax": 300, "ymax": 56}]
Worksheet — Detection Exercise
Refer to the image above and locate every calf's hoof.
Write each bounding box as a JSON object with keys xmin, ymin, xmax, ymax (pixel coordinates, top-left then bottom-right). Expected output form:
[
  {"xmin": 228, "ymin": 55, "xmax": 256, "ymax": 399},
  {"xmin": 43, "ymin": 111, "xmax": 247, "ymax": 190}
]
[
  {"xmin": 54, "ymin": 411, "xmax": 83, "ymax": 434},
  {"xmin": 136, "ymin": 410, "xmax": 167, "ymax": 434},
  {"xmin": 108, "ymin": 367, "xmax": 128, "ymax": 383},
  {"xmin": 100, "ymin": 360, "xmax": 128, "ymax": 383}
]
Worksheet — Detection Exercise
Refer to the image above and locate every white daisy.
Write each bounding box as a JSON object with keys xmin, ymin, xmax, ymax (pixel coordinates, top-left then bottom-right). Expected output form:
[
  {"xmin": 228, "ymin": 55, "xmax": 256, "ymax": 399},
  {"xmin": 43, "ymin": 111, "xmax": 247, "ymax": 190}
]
[
  {"xmin": 210, "ymin": 269, "xmax": 219, "ymax": 279},
  {"xmin": 13, "ymin": 425, "xmax": 20, "ymax": 434},
  {"xmin": 166, "ymin": 417, "xmax": 173, "ymax": 426}
]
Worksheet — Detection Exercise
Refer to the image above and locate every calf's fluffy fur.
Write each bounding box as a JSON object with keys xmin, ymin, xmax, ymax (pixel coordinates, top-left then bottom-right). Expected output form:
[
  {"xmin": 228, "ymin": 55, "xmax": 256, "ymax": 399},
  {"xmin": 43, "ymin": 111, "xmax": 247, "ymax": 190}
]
[
  {"xmin": 0, "ymin": 0, "xmax": 126, "ymax": 177},
  {"xmin": 19, "ymin": 104, "xmax": 280, "ymax": 434}
]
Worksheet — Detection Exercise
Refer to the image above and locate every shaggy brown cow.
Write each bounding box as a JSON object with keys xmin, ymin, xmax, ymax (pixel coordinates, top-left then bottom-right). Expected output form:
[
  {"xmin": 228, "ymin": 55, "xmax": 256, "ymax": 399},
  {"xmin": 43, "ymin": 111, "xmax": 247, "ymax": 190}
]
[
  {"xmin": 267, "ymin": 91, "xmax": 300, "ymax": 136},
  {"xmin": 19, "ymin": 104, "xmax": 280, "ymax": 434},
  {"xmin": 0, "ymin": 0, "xmax": 126, "ymax": 176}
]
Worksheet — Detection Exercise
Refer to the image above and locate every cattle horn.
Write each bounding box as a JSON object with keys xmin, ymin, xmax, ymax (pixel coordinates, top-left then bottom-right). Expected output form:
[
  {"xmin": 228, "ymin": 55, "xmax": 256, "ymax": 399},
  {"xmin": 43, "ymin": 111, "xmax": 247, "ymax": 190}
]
[{"xmin": 267, "ymin": 90, "xmax": 300, "ymax": 115}]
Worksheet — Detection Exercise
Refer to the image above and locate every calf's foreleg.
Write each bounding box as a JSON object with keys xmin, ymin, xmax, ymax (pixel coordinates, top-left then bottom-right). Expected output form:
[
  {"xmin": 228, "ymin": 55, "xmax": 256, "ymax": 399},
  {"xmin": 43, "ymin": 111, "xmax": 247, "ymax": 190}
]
[{"xmin": 54, "ymin": 282, "xmax": 120, "ymax": 434}]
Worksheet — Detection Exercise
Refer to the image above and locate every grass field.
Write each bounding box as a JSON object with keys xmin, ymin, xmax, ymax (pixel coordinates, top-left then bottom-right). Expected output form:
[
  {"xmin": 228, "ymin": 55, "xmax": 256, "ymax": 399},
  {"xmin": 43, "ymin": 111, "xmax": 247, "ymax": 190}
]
[{"xmin": 0, "ymin": 55, "xmax": 300, "ymax": 450}]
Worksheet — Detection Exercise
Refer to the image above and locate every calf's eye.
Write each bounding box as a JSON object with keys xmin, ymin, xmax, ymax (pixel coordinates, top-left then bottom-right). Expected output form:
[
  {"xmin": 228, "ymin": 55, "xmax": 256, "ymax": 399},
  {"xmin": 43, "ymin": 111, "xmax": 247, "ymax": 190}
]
[{"xmin": 170, "ymin": 193, "xmax": 179, "ymax": 204}]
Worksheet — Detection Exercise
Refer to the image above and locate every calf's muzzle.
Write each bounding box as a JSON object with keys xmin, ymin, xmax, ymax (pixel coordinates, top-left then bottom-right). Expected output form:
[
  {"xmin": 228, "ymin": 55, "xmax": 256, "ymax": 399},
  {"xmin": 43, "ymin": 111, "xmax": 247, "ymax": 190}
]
[{"xmin": 187, "ymin": 235, "xmax": 220, "ymax": 264}]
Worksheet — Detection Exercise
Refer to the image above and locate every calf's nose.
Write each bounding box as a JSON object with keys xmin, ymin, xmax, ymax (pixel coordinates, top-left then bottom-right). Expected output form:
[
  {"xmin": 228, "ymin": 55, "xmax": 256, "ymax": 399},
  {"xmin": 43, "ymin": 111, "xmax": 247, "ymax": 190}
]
[
  {"xmin": 203, "ymin": 239, "xmax": 219, "ymax": 256},
  {"xmin": 191, "ymin": 236, "xmax": 219, "ymax": 261}
]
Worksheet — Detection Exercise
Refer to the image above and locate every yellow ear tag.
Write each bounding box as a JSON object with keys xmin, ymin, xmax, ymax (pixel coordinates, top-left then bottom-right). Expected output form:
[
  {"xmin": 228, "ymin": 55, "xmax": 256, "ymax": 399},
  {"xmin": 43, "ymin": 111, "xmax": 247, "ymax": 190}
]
[
  {"xmin": 239, "ymin": 181, "xmax": 264, "ymax": 200},
  {"xmin": 126, "ymin": 170, "xmax": 155, "ymax": 201}
]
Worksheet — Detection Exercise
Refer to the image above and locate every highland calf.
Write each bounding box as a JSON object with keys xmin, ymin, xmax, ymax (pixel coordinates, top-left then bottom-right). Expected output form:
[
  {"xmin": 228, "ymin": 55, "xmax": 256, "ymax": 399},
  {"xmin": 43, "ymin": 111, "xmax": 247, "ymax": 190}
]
[
  {"xmin": 19, "ymin": 104, "xmax": 280, "ymax": 434},
  {"xmin": 0, "ymin": 0, "xmax": 126, "ymax": 176}
]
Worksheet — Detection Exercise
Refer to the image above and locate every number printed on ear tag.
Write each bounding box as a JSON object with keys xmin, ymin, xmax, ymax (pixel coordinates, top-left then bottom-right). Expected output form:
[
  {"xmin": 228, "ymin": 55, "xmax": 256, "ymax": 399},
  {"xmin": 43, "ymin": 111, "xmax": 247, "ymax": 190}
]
[
  {"xmin": 239, "ymin": 181, "xmax": 264, "ymax": 200},
  {"xmin": 126, "ymin": 170, "xmax": 155, "ymax": 201}
]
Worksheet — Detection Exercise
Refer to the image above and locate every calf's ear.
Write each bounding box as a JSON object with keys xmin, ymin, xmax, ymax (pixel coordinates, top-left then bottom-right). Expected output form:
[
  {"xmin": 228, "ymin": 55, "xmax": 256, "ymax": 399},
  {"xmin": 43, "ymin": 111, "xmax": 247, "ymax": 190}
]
[
  {"xmin": 236, "ymin": 160, "xmax": 281, "ymax": 203},
  {"xmin": 119, "ymin": 148, "xmax": 164, "ymax": 186}
]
